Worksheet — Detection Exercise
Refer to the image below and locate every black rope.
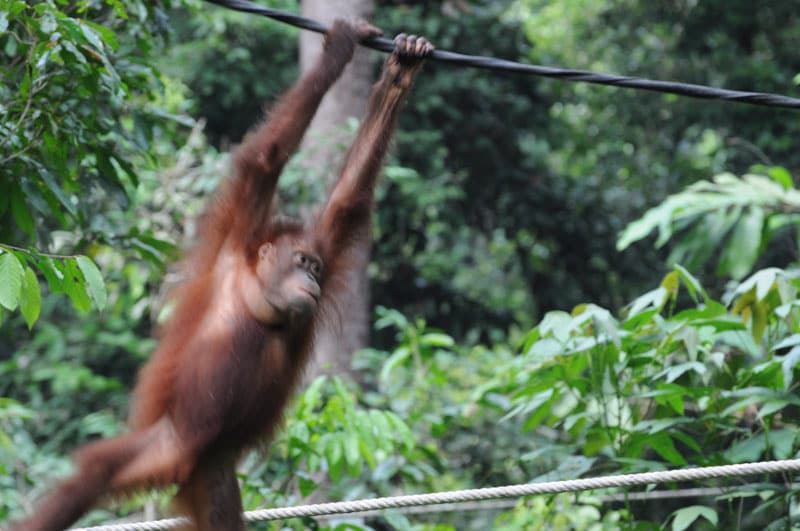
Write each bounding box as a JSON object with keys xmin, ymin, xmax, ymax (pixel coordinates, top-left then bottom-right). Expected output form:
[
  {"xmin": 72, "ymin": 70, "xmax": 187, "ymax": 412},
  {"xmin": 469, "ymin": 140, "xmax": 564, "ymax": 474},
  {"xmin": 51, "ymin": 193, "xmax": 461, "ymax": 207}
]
[{"xmin": 204, "ymin": 0, "xmax": 800, "ymax": 110}]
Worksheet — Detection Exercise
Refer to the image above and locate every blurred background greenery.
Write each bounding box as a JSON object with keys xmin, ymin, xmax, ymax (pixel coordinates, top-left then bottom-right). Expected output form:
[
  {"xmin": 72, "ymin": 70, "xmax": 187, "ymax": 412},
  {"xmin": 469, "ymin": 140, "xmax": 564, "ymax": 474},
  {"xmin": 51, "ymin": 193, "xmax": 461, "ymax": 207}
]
[{"xmin": 2, "ymin": 1, "xmax": 800, "ymax": 529}]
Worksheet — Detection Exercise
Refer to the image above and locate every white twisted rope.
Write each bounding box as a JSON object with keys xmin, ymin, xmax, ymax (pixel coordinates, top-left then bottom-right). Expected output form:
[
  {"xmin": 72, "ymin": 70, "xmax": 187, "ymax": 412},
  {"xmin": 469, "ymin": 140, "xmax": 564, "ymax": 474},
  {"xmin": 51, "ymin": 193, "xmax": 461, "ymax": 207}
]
[{"xmin": 71, "ymin": 459, "xmax": 800, "ymax": 531}]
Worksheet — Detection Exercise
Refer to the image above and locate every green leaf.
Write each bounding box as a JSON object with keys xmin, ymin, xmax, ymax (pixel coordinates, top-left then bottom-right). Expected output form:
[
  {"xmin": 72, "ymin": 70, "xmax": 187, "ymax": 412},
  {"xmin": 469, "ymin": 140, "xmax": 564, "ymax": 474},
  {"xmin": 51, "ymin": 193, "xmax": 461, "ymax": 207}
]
[
  {"xmin": 297, "ymin": 472, "xmax": 317, "ymax": 497},
  {"xmin": 671, "ymin": 430, "xmax": 701, "ymax": 454},
  {"xmin": 765, "ymin": 166, "xmax": 793, "ymax": 190},
  {"xmin": 84, "ymin": 20, "xmax": 119, "ymax": 50},
  {"xmin": 526, "ymin": 337, "xmax": 563, "ymax": 360},
  {"xmin": 9, "ymin": 1, "xmax": 28, "ymax": 17},
  {"xmin": 375, "ymin": 306, "xmax": 409, "ymax": 330},
  {"xmin": 648, "ymin": 432, "xmax": 686, "ymax": 465},
  {"xmin": 518, "ymin": 389, "xmax": 556, "ymax": 431},
  {"xmin": 37, "ymin": 256, "xmax": 65, "ymax": 293},
  {"xmin": 672, "ymin": 506, "xmax": 718, "ymax": 531},
  {"xmin": 0, "ymin": 251, "xmax": 24, "ymax": 310},
  {"xmin": 718, "ymin": 207, "xmax": 764, "ymax": 280},
  {"xmin": 78, "ymin": 20, "xmax": 106, "ymax": 52},
  {"xmin": 61, "ymin": 40, "xmax": 89, "ymax": 65},
  {"xmin": 19, "ymin": 266, "xmax": 41, "ymax": 328},
  {"xmin": 653, "ymin": 361, "xmax": 706, "ymax": 383},
  {"xmin": 37, "ymin": 162, "xmax": 76, "ymax": 216},
  {"xmin": 616, "ymin": 203, "xmax": 667, "ymax": 251},
  {"xmin": 673, "ymin": 265, "xmax": 706, "ymax": 303},
  {"xmin": 135, "ymin": 234, "xmax": 177, "ymax": 259},
  {"xmin": 289, "ymin": 421, "xmax": 310, "ymax": 447},
  {"xmin": 380, "ymin": 347, "xmax": 411, "ymax": 382},
  {"xmin": 96, "ymin": 151, "xmax": 124, "ymax": 189},
  {"xmin": 627, "ymin": 287, "xmax": 667, "ymax": 317},
  {"xmin": 344, "ymin": 431, "xmax": 361, "ymax": 477},
  {"xmin": 39, "ymin": 9, "xmax": 57, "ymax": 34},
  {"xmin": 758, "ymin": 400, "xmax": 789, "ymax": 419},
  {"xmin": 355, "ymin": 411, "xmax": 376, "ymax": 449},
  {"xmin": 369, "ymin": 410, "xmax": 392, "ymax": 442},
  {"xmin": 643, "ymin": 384, "xmax": 686, "ymax": 415},
  {"xmin": 583, "ymin": 427, "xmax": 610, "ymax": 456},
  {"xmin": 769, "ymin": 429, "xmax": 795, "ymax": 460},
  {"xmin": 386, "ymin": 412, "xmax": 415, "ymax": 449},
  {"xmin": 754, "ymin": 269, "xmax": 779, "ymax": 301},
  {"xmin": 325, "ymin": 436, "xmax": 344, "ymax": 482},
  {"xmin": 539, "ymin": 311, "xmax": 573, "ymax": 341},
  {"xmin": 80, "ymin": 411, "xmax": 120, "ymax": 438},
  {"xmin": 62, "ymin": 259, "xmax": 92, "ymax": 313},
  {"xmin": 76, "ymin": 256, "xmax": 107, "ymax": 310},
  {"xmin": 724, "ymin": 434, "xmax": 766, "ymax": 462},
  {"xmin": 780, "ymin": 346, "xmax": 800, "ymax": 388},
  {"xmin": 421, "ymin": 332, "xmax": 455, "ymax": 348},
  {"xmin": 633, "ymin": 418, "xmax": 692, "ymax": 435},
  {"xmin": 772, "ymin": 334, "xmax": 800, "ymax": 351},
  {"xmin": 112, "ymin": 155, "xmax": 139, "ymax": 187},
  {"xmin": 358, "ymin": 436, "xmax": 376, "ymax": 470},
  {"xmin": 751, "ymin": 299, "xmax": 768, "ymax": 340},
  {"xmin": 131, "ymin": 238, "xmax": 167, "ymax": 267}
]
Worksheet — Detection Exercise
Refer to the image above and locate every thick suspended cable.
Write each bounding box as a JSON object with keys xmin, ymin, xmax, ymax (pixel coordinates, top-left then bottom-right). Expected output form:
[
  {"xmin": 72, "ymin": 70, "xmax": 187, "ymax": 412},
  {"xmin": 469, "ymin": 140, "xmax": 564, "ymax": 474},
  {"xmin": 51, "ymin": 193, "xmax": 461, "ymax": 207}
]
[
  {"xmin": 70, "ymin": 459, "xmax": 800, "ymax": 530},
  {"xmin": 203, "ymin": 0, "xmax": 800, "ymax": 109}
]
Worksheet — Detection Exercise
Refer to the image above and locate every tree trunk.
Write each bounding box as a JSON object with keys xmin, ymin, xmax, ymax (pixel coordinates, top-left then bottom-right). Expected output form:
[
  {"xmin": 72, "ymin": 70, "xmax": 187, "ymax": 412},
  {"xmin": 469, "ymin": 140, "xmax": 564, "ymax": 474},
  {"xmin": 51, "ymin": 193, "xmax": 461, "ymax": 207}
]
[{"xmin": 300, "ymin": 0, "xmax": 375, "ymax": 378}]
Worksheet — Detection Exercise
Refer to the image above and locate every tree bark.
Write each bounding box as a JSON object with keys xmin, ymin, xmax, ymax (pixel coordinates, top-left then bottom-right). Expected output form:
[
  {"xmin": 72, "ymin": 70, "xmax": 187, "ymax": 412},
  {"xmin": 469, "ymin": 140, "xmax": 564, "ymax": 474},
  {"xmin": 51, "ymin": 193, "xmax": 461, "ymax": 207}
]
[{"xmin": 300, "ymin": 0, "xmax": 375, "ymax": 378}]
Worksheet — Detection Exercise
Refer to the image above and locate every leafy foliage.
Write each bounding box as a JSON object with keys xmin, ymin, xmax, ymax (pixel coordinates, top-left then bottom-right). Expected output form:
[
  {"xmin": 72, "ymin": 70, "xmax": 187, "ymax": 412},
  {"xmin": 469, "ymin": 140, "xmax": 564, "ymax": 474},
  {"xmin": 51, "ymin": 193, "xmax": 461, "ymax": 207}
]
[
  {"xmin": 619, "ymin": 167, "xmax": 800, "ymax": 280},
  {"xmin": 0, "ymin": 246, "xmax": 108, "ymax": 327},
  {"xmin": 0, "ymin": 0, "xmax": 187, "ymax": 324},
  {"xmin": 236, "ymin": 377, "xmax": 424, "ymax": 528},
  {"xmin": 475, "ymin": 264, "xmax": 800, "ymax": 528}
]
